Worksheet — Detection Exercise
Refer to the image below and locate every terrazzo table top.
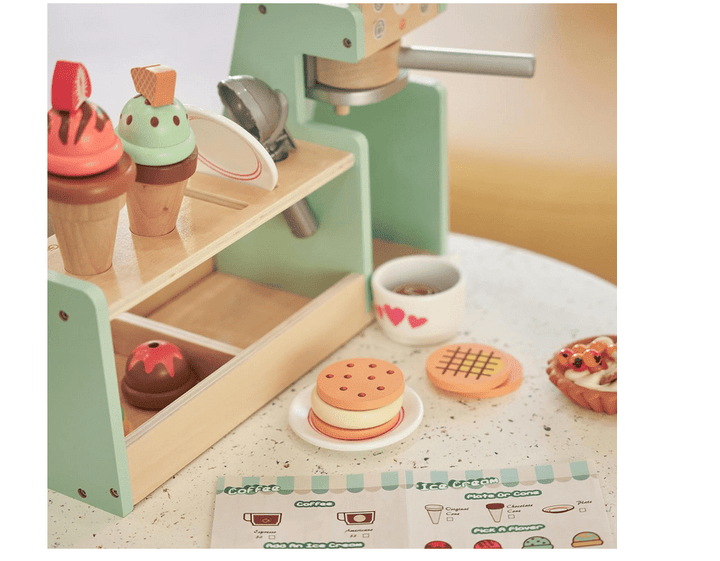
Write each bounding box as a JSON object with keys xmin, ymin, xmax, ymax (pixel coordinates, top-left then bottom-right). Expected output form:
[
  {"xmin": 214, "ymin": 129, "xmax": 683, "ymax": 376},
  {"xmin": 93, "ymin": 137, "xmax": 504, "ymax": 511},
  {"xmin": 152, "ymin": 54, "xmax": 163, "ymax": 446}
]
[{"xmin": 47, "ymin": 233, "xmax": 617, "ymax": 548}]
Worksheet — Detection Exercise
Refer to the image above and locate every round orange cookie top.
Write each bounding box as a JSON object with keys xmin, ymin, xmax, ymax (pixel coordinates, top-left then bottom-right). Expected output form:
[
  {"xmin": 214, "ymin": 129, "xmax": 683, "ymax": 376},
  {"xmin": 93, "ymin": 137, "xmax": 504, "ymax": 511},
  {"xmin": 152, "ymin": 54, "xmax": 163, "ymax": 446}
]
[
  {"xmin": 316, "ymin": 358, "xmax": 404, "ymax": 411},
  {"xmin": 426, "ymin": 343, "xmax": 513, "ymax": 396}
]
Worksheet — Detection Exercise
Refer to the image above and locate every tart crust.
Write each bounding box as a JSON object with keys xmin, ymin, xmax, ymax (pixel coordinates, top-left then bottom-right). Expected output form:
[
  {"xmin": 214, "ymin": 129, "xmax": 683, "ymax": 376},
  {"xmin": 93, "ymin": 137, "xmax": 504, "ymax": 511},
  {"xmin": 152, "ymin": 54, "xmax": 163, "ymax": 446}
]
[{"xmin": 546, "ymin": 335, "xmax": 617, "ymax": 415}]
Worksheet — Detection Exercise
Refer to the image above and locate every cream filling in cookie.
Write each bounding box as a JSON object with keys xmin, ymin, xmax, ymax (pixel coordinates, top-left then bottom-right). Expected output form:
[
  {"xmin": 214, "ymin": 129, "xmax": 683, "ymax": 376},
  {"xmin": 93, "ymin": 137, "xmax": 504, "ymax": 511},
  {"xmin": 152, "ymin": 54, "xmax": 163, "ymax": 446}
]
[
  {"xmin": 563, "ymin": 362, "xmax": 617, "ymax": 392},
  {"xmin": 311, "ymin": 387, "xmax": 403, "ymax": 429}
]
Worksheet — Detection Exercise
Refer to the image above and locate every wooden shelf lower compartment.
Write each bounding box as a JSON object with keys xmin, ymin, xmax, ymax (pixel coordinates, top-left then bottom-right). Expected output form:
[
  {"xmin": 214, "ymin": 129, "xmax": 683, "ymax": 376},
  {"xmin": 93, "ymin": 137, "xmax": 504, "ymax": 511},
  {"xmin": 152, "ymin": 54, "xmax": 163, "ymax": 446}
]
[{"xmin": 110, "ymin": 267, "xmax": 373, "ymax": 505}]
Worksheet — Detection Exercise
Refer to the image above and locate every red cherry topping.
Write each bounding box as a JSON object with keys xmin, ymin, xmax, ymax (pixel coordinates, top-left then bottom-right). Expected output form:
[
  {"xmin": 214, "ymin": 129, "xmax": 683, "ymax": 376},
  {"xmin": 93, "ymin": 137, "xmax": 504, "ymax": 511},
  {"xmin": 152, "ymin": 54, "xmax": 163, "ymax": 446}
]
[
  {"xmin": 582, "ymin": 348, "xmax": 605, "ymax": 372},
  {"xmin": 569, "ymin": 352, "xmax": 587, "ymax": 371},
  {"xmin": 557, "ymin": 348, "xmax": 574, "ymax": 367}
]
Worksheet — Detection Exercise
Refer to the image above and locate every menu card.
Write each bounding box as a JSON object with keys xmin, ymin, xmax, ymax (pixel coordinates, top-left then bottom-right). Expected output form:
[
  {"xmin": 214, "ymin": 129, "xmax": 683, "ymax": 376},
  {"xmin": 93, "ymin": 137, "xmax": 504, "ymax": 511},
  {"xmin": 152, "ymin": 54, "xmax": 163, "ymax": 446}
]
[{"xmin": 210, "ymin": 460, "xmax": 613, "ymax": 549}]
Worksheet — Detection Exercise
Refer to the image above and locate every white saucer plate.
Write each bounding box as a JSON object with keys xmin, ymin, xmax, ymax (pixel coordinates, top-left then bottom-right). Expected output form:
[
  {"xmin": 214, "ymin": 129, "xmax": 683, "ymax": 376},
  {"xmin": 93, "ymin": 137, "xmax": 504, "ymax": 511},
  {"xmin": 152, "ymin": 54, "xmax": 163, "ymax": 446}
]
[
  {"xmin": 185, "ymin": 104, "xmax": 277, "ymax": 191},
  {"xmin": 288, "ymin": 385, "xmax": 423, "ymax": 452}
]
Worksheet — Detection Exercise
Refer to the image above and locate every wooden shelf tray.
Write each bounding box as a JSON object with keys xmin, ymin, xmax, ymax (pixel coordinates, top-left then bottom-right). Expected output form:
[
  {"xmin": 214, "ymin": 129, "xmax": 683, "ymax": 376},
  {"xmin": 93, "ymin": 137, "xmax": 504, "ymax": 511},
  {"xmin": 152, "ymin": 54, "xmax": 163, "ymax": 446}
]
[
  {"xmin": 112, "ymin": 266, "xmax": 314, "ymax": 436},
  {"xmin": 111, "ymin": 271, "xmax": 372, "ymax": 504},
  {"xmin": 47, "ymin": 140, "xmax": 354, "ymax": 319}
]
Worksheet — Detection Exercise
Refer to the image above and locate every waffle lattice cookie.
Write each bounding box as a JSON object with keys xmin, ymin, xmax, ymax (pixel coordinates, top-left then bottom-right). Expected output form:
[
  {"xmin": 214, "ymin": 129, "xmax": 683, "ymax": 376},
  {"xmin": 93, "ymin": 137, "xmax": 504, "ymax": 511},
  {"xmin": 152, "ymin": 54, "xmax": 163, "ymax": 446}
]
[
  {"xmin": 426, "ymin": 343, "xmax": 522, "ymax": 398},
  {"xmin": 130, "ymin": 64, "xmax": 177, "ymax": 107}
]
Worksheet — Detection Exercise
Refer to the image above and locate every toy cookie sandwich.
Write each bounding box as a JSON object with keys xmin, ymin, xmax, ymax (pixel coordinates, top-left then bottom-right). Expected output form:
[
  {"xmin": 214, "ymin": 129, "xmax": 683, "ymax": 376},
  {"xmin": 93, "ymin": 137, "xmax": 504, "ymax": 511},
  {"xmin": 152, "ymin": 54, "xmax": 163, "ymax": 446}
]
[
  {"xmin": 309, "ymin": 358, "xmax": 405, "ymax": 440},
  {"xmin": 546, "ymin": 335, "xmax": 617, "ymax": 414}
]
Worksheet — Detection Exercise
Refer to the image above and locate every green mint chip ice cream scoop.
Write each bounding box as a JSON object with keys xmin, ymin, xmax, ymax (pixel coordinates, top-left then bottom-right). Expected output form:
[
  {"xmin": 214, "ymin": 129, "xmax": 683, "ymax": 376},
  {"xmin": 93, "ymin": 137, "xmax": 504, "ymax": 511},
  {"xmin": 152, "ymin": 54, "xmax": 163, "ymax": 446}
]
[{"xmin": 116, "ymin": 95, "xmax": 196, "ymax": 166}]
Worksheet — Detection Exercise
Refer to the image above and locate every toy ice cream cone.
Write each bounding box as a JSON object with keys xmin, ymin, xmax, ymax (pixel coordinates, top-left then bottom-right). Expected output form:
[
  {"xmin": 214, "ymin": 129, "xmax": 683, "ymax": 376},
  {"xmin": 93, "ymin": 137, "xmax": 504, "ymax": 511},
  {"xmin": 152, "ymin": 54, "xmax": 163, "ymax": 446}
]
[
  {"xmin": 117, "ymin": 65, "xmax": 197, "ymax": 236},
  {"xmin": 48, "ymin": 61, "xmax": 136, "ymax": 275}
]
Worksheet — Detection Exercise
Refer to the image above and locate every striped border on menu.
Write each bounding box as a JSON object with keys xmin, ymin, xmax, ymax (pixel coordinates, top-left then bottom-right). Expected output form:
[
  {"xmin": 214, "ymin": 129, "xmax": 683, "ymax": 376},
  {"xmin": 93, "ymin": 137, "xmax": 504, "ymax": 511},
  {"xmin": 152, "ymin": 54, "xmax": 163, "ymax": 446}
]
[{"xmin": 216, "ymin": 460, "xmax": 597, "ymax": 495}]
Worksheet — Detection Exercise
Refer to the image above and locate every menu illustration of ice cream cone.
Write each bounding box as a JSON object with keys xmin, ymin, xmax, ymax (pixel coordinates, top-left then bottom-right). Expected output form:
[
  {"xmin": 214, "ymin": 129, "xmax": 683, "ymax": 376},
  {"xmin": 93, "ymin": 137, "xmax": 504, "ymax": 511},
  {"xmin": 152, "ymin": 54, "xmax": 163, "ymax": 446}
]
[
  {"xmin": 486, "ymin": 502, "xmax": 504, "ymax": 523},
  {"xmin": 425, "ymin": 504, "xmax": 443, "ymax": 524}
]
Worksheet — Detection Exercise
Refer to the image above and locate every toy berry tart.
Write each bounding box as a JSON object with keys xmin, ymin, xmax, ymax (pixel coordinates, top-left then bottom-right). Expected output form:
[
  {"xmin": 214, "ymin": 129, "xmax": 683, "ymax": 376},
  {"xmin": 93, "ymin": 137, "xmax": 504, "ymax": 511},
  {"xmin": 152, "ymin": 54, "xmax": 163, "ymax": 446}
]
[{"xmin": 546, "ymin": 335, "xmax": 617, "ymax": 414}]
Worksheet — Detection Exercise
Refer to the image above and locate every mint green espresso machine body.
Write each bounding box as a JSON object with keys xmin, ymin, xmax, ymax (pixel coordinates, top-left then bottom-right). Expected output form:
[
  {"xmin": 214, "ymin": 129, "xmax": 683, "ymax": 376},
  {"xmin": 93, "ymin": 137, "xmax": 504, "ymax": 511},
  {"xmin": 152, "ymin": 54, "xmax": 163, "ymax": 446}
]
[{"xmin": 216, "ymin": 3, "xmax": 449, "ymax": 301}]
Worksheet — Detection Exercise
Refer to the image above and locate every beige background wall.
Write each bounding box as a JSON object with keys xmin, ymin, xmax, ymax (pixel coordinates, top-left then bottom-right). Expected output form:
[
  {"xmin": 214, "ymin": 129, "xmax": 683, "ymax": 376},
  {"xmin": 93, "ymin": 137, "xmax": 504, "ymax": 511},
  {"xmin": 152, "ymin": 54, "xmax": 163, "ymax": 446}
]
[{"xmin": 405, "ymin": 4, "xmax": 617, "ymax": 283}]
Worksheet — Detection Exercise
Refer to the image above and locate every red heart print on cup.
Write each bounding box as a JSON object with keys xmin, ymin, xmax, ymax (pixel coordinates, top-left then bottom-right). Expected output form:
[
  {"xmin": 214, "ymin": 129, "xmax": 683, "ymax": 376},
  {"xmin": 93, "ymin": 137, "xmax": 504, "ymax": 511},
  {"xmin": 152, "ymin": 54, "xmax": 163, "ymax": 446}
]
[
  {"xmin": 375, "ymin": 305, "xmax": 384, "ymax": 319},
  {"xmin": 383, "ymin": 304, "xmax": 405, "ymax": 326},
  {"xmin": 408, "ymin": 315, "xmax": 428, "ymax": 328}
]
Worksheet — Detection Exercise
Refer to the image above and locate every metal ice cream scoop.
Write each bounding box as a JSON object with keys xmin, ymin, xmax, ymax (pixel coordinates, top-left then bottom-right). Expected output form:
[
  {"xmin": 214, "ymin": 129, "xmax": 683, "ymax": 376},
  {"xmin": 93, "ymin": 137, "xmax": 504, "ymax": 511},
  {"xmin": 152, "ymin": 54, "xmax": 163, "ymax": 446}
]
[{"xmin": 218, "ymin": 76, "xmax": 316, "ymax": 238}]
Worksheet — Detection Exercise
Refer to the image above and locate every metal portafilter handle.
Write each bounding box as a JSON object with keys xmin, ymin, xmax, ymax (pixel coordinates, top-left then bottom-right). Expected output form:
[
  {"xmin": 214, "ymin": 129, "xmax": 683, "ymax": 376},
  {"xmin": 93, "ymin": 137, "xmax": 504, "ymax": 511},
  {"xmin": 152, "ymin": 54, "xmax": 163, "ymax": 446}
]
[{"xmin": 398, "ymin": 46, "xmax": 536, "ymax": 78}]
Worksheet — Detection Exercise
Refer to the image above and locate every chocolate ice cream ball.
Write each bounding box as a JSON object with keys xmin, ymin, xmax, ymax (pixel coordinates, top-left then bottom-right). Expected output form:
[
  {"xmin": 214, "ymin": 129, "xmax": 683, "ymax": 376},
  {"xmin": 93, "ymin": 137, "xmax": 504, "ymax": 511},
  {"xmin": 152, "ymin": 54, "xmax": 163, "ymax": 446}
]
[{"xmin": 121, "ymin": 340, "xmax": 197, "ymax": 410}]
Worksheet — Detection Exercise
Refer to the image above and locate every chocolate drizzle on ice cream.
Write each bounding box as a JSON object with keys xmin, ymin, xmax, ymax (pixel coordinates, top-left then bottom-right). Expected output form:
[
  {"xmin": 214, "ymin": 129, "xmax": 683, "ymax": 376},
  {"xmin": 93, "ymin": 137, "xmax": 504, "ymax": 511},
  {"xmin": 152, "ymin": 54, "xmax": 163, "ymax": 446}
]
[{"xmin": 50, "ymin": 101, "xmax": 111, "ymax": 146}]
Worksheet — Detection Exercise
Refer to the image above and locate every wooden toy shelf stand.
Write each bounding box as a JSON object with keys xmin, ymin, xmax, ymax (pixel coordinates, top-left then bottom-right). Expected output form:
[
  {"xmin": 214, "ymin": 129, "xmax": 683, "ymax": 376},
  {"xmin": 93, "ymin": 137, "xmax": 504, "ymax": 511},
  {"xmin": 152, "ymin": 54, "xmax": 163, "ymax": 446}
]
[
  {"xmin": 48, "ymin": 141, "xmax": 375, "ymax": 516},
  {"xmin": 48, "ymin": 4, "xmax": 449, "ymax": 518}
]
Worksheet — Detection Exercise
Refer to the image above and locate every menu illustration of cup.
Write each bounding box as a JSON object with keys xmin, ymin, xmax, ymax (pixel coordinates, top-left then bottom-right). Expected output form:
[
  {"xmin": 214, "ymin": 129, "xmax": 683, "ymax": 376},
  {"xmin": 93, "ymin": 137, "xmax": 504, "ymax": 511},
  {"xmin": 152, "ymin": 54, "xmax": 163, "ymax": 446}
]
[
  {"xmin": 486, "ymin": 503, "xmax": 504, "ymax": 523},
  {"xmin": 243, "ymin": 513, "xmax": 282, "ymax": 526},
  {"xmin": 337, "ymin": 511, "xmax": 375, "ymax": 525},
  {"xmin": 425, "ymin": 504, "xmax": 443, "ymax": 524}
]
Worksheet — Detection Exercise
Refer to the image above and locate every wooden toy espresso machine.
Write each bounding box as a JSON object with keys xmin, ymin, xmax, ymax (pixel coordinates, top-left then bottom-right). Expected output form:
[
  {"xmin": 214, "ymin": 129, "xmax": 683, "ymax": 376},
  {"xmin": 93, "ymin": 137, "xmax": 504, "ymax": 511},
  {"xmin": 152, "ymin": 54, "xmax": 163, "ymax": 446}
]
[
  {"xmin": 47, "ymin": 3, "xmax": 534, "ymax": 517},
  {"xmin": 224, "ymin": 3, "xmax": 535, "ymax": 298}
]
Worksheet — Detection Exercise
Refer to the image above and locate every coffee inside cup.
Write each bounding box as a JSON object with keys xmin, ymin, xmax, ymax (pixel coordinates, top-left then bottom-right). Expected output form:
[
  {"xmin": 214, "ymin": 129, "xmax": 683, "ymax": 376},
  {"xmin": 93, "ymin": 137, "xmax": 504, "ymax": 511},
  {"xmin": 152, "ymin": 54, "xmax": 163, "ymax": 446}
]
[
  {"xmin": 393, "ymin": 282, "xmax": 439, "ymax": 296},
  {"xmin": 379, "ymin": 258, "xmax": 460, "ymax": 295}
]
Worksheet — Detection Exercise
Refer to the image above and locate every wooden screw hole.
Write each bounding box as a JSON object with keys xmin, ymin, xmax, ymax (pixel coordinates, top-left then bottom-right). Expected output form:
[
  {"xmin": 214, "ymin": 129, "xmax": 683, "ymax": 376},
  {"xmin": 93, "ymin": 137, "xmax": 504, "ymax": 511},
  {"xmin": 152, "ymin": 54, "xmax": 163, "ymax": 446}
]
[
  {"xmin": 77, "ymin": 488, "xmax": 87, "ymax": 498},
  {"xmin": 110, "ymin": 488, "xmax": 119, "ymax": 498},
  {"xmin": 59, "ymin": 311, "xmax": 69, "ymax": 321}
]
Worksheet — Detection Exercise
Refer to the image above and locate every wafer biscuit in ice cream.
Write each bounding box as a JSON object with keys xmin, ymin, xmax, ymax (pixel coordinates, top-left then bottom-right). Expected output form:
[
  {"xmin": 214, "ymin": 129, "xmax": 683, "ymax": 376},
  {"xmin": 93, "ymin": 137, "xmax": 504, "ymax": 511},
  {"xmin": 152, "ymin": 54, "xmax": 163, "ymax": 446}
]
[{"xmin": 131, "ymin": 64, "xmax": 177, "ymax": 107}]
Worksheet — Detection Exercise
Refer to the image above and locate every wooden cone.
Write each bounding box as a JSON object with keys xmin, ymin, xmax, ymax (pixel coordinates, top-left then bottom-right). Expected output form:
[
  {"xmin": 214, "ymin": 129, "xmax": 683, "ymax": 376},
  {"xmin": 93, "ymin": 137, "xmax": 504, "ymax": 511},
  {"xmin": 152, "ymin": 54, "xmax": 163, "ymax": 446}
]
[
  {"xmin": 126, "ymin": 179, "xmax": 187, "ymax": 237},
  {"xmin": 48, "ymin": 194, "xmax": 126, "ymax": 276}
]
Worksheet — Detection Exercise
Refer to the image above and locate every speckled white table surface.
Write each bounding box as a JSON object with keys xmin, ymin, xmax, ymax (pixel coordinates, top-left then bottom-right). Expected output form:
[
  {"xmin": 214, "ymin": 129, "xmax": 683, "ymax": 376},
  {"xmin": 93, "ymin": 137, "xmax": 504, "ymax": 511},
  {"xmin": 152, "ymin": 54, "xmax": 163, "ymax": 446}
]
[{"xmin": 47, "ymin": 233, "xmax": 617, "ymax": 548}]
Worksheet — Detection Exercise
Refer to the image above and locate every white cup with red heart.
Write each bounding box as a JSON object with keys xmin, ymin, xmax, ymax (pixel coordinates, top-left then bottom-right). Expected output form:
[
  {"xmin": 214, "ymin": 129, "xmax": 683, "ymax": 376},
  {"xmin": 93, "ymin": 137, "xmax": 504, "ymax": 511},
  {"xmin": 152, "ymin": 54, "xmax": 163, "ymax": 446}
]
[{"xmin": 371, "ymin": 254, "xmax": 465, "ymax": 346}]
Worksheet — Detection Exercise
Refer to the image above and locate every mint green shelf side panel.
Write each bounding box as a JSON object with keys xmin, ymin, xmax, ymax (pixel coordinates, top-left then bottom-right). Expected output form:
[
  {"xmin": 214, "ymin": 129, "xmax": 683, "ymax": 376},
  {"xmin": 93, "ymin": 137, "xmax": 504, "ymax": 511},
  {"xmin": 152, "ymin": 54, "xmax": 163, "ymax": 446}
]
[
  {"xmin": 217, "ymin": 4, "xmax": 373, "ymax": 300},
  {"xmin": 48, "ymin": 271, "xmax": 132, "ymax": 517},
  {"xmin": 313, "ymin": 78, "xmax": 448, "ymax": 254}
]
